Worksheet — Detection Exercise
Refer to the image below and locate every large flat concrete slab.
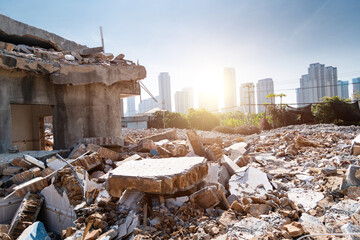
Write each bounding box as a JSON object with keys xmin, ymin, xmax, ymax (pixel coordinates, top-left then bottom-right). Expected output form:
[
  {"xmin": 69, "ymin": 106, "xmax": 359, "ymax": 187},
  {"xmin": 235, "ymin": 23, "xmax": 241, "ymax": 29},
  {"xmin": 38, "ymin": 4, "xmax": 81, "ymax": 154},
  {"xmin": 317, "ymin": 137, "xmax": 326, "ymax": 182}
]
[{"xmin": 107, "ymin": 157, "xmax": 208, "ymax": 196}]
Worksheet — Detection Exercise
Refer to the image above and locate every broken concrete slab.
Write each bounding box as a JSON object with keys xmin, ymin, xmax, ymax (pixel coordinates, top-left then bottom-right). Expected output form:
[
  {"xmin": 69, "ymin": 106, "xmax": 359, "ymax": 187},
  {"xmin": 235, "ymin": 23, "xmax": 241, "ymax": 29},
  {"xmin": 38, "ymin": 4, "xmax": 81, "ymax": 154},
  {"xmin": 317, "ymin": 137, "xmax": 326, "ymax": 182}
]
[
  {"xmin": 220, "ymin": 155, "xmax": 240, "ymax": 176},
  {"xmin": 299, "ymin": 213, "xmax": 330, "ymax": 235},
  {"xmin": 107, "ymin": 157, "xmax": 207, "ymax": 196},
  {"xmin": 40, "ymin": 184, "xmax": 76, "ymax": 234},
  {"xmin": 227, "ymin": 217, "xmax": 269, "ymax": 239},
  {"xmin": 229, "ymin": 167, "xmax": 273, "ymax": 197},
  {"xmin": 288, "ymin": 188, "xmax": 324, "ymax": 212},
  {"xmin": 143, "ymin": 129, "xmax": 178, "ymax": 142},
  {"xmin": 205, "ymin": 162, "xmax": 230, "ymax": 189},
  {"xmin": 13, "ymin": 177, "xmax": 48, "ymax": 197},
  {"xmin": 24, "ymin": 155, "xmax": 45, "ymax": 169},
  {"xmin": 341, "ymin": 222, "xmax": 360, "ymax": 240},
  {"xmin": 86, "ymin": 144, "xmax": 121, "ymax": 161},
  {"xmin": 8, "ymin": 193, "xmax": 44, "ymax": 239},
  {"xmin": 186, "ymin": 129, "xmax": 206, "ymax": 157}
]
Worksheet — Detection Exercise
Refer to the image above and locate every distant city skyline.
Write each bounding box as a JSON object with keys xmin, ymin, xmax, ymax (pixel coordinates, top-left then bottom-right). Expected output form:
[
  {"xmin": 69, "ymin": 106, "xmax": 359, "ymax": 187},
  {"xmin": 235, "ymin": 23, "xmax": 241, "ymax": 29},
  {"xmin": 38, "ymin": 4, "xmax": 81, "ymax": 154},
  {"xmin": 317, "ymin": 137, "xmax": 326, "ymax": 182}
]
[
  {"xmin": 3, "ymin": 0, "xmax": 360, "ymax": 112},
  {"xmin": 296, "ymin": 63, "xmax": 338, "ymax": 105}
]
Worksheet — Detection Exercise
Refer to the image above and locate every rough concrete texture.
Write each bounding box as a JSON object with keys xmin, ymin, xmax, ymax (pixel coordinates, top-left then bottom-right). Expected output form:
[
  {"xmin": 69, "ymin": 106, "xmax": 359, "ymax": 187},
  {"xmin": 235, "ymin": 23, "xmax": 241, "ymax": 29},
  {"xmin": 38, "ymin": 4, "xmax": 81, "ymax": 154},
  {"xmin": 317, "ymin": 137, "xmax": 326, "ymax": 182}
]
[
  {"xmin": 0, "ymin": 67, "xmax": 142, "ymax": 151},
  {"xmin": 0, "ymin": 53, "xmax": 146, "ymax": 86},
  {"xmin": 0, "ymin": 14, "xmax": 86, "ymax": 51},
  {"xmin": 107, "ymin": 157, "xmax": 208, "ymax": 196},
  {"xmin": 229, "ymin": 166, "xmax": 273, "ymax": 197}
]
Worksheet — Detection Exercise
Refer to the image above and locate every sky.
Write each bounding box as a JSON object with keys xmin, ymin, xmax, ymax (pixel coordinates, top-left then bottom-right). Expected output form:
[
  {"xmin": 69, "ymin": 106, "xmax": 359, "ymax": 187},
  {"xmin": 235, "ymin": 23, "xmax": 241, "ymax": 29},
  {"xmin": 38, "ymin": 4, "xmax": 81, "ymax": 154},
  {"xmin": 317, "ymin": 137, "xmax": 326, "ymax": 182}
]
[{"xmin": 1, "ymin": 0, "xmax": 360, "ymax": 111}]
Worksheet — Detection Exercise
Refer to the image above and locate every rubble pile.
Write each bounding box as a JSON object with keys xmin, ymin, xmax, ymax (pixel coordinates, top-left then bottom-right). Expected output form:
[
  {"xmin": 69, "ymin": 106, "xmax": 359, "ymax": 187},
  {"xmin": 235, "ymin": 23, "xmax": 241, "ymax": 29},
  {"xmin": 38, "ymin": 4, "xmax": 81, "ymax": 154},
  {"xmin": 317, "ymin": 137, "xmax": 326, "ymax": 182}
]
[
  {"xmin": 3, "ymin": 124, "xmax": 360, "ymax": 239},
  {"xmin": 0, "ymin": 39, "xmax": 136, "ymax": 71}
]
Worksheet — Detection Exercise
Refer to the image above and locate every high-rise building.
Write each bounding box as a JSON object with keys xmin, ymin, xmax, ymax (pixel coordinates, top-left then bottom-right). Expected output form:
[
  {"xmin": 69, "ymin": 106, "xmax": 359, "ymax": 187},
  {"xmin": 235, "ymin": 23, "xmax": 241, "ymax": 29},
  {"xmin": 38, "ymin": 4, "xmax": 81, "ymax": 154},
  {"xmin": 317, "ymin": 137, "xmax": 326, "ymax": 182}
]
[
  {"xmin": 126, "ymin": 96, "xmax": 136, "ymax": 116},
  {"xmin": 198, "ymin": 92, "xmax": 218, "ymax": 112},
  {"xmin": 353, "ymin": 77, "xmax": 360, "ymax": 97},
  {"xmin": 223, "ymin": 68, "xmax": 237, "ymax": 112},
  {"xmin": 337, "ymin": 80, "xmax": 349, "ymax": 99},
  {"xmin": 183, "ymin": 87, "xmax": 194, "ymax": 109},
  {"xmin": 158, "ymin": 72, "xmax": 172, "ymax": 111},
  {"xmin": 175, "ymin": 87, "xmax": 194, "ymax": 114},
  {"xmin": 256, "ymin": 78, "xmax": 274, "ymax": 113},
  {"xmin": 239, "ymin": 83, "xmax": 255, "ymax": 114},
  {"xmin": 138, "ymin": 96, "xmax": 160, "ymax": 114},
  {"xmin": 325, "ymin": 66, "xmax": 338, "ymax": 97},
  {"xmin": 296, "ymin": 74, "xmax": 311, "ymax": 106},
  {"xmin": 297, "ymin": 63, "xmax": 338, "ymax": 105}
]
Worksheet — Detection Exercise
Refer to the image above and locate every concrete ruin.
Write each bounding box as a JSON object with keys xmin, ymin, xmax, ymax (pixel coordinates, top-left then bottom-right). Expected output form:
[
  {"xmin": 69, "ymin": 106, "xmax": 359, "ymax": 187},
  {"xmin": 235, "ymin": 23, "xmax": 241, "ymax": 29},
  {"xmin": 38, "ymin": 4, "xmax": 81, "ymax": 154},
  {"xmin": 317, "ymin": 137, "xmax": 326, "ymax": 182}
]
[{"xmin": 0, "ymin": 14, "xmax": 146, "ymax": 153}]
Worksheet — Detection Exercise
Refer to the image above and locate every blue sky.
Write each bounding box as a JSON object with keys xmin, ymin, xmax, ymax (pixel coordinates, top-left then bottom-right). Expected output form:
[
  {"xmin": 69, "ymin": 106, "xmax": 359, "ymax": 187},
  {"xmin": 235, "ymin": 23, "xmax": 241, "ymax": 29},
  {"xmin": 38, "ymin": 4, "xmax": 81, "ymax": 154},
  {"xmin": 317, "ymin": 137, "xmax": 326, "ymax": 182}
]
[{"xmin": 1, "ymin": 0, "xmax": 360, "ymax": 110}]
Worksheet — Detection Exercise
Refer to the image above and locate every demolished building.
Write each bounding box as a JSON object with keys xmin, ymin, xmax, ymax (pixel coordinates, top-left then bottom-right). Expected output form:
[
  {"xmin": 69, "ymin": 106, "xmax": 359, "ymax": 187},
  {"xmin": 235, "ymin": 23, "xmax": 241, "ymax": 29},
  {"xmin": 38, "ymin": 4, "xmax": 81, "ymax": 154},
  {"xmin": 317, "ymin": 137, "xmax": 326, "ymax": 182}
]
[{"xmin": 0, "ymin": 14, "xmax": 146, "ymax": 153}]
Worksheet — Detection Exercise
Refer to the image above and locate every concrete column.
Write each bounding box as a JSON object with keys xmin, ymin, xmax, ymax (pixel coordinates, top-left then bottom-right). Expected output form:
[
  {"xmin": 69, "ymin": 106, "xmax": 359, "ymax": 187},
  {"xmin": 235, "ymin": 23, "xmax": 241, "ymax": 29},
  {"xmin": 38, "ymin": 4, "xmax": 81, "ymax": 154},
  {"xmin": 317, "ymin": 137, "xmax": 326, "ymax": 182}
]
[
  {"xmin": 53, "ymin": 83, "xmax": 123, "ymax": 149},
  {"xmin": 0, "ymin": 78, "xmax": 11, "ymax": 153}
]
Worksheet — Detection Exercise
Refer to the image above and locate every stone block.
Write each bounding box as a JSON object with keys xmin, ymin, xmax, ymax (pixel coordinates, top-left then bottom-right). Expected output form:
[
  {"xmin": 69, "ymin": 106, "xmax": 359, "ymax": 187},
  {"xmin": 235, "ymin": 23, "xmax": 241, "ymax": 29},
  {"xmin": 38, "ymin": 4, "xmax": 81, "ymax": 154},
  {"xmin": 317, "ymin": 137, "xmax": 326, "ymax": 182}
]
[
  {"xmin": 107, "ymin": 157, "xmax": 207, "ymax": 196},
  {"xmin": 190, "ymin": 185, "xmax": 221, "ymax": 209},
  {"xmin": 283, "ymin": 222, "xmax": 304, "ymax": 237}
]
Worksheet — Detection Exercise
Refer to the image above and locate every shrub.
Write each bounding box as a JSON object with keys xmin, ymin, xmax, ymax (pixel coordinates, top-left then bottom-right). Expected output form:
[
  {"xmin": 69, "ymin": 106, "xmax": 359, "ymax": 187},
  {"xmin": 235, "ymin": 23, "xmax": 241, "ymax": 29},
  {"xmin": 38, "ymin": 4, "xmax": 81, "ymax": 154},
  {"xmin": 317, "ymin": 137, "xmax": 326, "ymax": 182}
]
[
  {"xmin": 163, "ymin": 112, "xmax": 190, "ymax": 129},
  {"xmin": 312, "ymin": 96, "xmax": 350, "ymax": 124},
  {"xmin": 187, "ymin": 108, "xmax": 220, "ymax": 131}
]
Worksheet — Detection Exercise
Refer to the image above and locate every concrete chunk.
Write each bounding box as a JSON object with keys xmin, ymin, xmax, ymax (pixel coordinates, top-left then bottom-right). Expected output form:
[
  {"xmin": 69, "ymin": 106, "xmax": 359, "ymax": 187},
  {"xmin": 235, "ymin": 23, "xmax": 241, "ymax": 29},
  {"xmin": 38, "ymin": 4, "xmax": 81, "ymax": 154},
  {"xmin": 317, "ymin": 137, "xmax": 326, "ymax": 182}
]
[
  {"xmin": 107, "ymin": 157, "xmax": 207, "ymax": 196},
  {"xmin": 186, "ymin": 130, "xmax": 206, "ymax": 156},
  {"xmin": 190, "ymin": 185, "xmax": 221, "ymax": 209},
  {"xmin": 229, "ymin": 167, "xmax": 273, "ymax": 197}
]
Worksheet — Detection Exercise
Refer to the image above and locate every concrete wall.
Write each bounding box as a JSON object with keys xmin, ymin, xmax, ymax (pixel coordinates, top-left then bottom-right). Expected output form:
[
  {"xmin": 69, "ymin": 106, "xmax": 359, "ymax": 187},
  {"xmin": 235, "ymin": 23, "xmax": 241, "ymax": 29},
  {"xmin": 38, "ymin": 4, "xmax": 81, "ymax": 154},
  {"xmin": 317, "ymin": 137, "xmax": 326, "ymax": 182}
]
[
  {"xmin": 0, "ymin": 69, "xmax": 55, "ymax": 153},
  {"xmin": 0, "ymin": 68, "xmax": 140, "ymax": 153},
  {"xmin": 11, "ymin": 104, "xmax": 52, "ymax": 151}
]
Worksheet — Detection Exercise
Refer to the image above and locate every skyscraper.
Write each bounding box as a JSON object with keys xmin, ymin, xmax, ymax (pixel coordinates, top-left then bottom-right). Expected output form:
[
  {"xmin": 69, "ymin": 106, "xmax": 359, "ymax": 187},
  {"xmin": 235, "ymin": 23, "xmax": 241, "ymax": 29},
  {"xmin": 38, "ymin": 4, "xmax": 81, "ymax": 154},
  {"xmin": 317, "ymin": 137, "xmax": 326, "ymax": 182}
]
[
  {"xmin": 353, "ymin": 77, "xmax": 360, "ymax": 97},
  {"xmin": 158, "ymin": 72, "xmax": 172, "ymax": 111},
  {"xmin": 223, "ymin": 68, "xmax": 237, "ymax": 112},
  {"xmin": 239, "ymin": 83, "xmax": 255, "ymax": 114},
  {"xmin": 175, "ymin": 87, "xmax": 194, "ymax": 114},
  {"xmin": 297, "ymin": 63, "xmax": 338, "ymax": 105},
  {"xmin": 138, "ymin": 96, "xmax": 160, "ymax": 114},
  {"xmin": 256, "ymin": 78, "xmax": 274, "ymax": 113},
  {"xmin": 126, "ymin": 96, "xmax": 136, "ymax": 116},
  {"xmin": 198, "ymin": 92, "xmax": 218, "ymax": 112},
  {"xmin": 337, "ymin": 80, "xmax": 349, "ymax": 99}
]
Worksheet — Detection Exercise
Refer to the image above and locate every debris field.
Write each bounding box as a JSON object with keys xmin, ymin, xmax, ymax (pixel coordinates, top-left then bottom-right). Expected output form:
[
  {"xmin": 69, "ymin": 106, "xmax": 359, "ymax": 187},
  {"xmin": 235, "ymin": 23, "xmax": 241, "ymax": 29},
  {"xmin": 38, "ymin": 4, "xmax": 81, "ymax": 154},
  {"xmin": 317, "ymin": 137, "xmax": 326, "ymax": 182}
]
[{"xmin": 1, "ymin": 124, "xmax": 360, "ymax": 239}]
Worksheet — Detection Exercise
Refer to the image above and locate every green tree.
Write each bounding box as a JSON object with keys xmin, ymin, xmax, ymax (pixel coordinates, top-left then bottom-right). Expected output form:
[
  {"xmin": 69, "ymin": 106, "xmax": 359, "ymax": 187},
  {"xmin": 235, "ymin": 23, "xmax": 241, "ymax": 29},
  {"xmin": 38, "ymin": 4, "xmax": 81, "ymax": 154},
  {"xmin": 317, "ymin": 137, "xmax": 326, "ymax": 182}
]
[
  {"xmin": 353, "ymin": 90, "xmax": 360, "ymax": 101},
  {"xmin": 163, "ymin": 112, "xmax": 190, "ymax": 129},
  {"xmin": 187, "ymin": 108, "xmax": 220, "ymax": 131},
  {"xmin": 312, "ymin": 96, "xmax": 350, "ymax": 124}
]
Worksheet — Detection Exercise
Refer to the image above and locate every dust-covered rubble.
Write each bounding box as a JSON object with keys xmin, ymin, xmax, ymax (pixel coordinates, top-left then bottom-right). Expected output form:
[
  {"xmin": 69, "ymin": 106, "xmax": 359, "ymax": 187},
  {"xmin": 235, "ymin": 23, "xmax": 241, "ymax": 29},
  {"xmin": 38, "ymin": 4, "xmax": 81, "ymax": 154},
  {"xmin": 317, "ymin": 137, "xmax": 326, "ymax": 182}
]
[{"xmin": 1, "ymin": 124, "xmax": 360, "ymax": 239}]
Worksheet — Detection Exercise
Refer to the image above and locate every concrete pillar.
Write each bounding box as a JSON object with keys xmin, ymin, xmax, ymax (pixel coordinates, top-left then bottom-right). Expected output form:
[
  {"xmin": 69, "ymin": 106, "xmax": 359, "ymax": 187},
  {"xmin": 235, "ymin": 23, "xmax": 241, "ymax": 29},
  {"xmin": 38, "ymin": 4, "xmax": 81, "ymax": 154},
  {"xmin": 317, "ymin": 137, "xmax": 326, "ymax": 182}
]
[
  {"xmin": 53, "ymin": 83, "xmax": 123, "ymax": 149},
  {"xmin": 0, "ymin": 78, "xmax": 11, "ymax": 153}
]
